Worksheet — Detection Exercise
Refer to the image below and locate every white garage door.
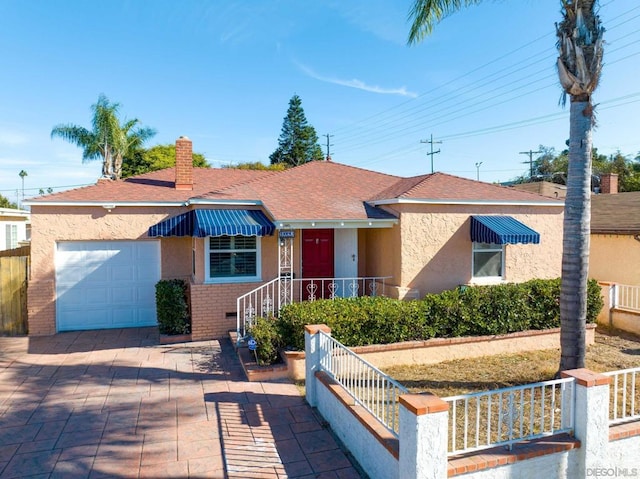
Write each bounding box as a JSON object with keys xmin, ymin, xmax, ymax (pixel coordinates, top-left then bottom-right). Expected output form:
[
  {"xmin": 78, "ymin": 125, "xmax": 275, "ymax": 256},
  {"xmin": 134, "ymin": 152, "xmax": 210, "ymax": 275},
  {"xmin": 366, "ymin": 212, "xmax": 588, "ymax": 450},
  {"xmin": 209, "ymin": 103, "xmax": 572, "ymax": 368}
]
[{"xmin": 56, "ymin": 241, "xmax": 160, "ymax": 331}]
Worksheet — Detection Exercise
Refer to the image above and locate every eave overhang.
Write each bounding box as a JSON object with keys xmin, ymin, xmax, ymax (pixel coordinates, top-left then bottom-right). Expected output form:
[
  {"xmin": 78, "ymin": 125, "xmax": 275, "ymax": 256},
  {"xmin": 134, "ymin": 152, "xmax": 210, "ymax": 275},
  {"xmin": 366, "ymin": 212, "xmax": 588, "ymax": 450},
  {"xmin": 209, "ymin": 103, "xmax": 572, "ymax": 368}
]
[{"xmin": 369, "ymin": 198, "xmax": 564, "ymax": 207}]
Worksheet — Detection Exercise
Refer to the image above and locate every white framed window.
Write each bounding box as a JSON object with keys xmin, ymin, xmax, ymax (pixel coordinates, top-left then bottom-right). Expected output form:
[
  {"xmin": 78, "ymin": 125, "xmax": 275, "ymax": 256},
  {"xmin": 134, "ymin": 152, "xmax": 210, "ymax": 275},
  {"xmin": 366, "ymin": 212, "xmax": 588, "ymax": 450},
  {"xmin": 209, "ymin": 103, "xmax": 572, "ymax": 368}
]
[
  {"xmin": 205, "ymin": 235, "xmax": 261, "ymax": 283},
  {"xmin": 471, "ymin": 242, "xmax": 504, "ymax": 281},
  {"xmin": 5, "ymin": 224, "xmax": 17, "ymax": 250}
]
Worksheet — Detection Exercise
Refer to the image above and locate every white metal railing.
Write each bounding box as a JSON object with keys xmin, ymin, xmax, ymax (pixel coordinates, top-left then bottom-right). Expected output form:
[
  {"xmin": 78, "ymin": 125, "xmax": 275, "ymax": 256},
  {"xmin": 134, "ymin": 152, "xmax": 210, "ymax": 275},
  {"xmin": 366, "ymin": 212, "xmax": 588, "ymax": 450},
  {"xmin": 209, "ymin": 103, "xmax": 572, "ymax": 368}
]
[
  {"xmin": 443, "ymin": 378, "xmax": 575, "ymax": 455},
  {"xmin": 293, "ymin": 277, "xmax": 389, "ymax": 301},
  {"xmin": 237, "ymin": 277, "xmax": 281, "ymax": 338},
  {"xmin": 603, "ymin": 367, "xmax": 640, "ymax": 425},
  {"xmin": 318, "ymin": 331, "xmax": 408, "ymax": 437},
  {"xmin": 236, "ymin": 276, "xmax": 390, "ymax": 339},
  {"xmin": 612, "ymin": 284, "xmax": 640, "ymax": 312}
]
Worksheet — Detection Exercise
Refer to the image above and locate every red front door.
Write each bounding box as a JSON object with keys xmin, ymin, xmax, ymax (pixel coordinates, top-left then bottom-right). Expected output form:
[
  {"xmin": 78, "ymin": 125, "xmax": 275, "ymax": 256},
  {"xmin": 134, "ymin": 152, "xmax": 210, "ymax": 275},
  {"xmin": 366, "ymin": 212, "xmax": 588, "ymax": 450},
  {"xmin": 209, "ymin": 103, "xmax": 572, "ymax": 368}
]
[{"xmin": 302, "ymin": 229, "xmax": 334, "ymax": 300}]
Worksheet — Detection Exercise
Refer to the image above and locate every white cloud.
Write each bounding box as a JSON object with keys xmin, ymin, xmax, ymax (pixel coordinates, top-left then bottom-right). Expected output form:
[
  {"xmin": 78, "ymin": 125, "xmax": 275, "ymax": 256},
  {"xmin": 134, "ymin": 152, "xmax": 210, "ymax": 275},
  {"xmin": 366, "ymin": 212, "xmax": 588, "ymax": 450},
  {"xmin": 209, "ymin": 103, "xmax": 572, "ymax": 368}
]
[{"xmin": 298, "ymin": 63, "xmax": 417, "ymax": 98}]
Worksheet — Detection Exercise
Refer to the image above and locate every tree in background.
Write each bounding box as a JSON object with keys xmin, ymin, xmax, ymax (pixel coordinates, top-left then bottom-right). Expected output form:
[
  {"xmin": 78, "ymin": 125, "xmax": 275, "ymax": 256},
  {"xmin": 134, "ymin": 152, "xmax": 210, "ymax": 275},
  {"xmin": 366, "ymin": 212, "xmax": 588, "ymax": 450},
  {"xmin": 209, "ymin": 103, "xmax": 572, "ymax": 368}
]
[
  {"xmin": 514, "ymin": 145, "xmax": 640, "ymax": 192},
  {"xmin": 51, "ymin": 94, "xmax": 156, "ymax": 180},
  {"xmin": 222, "ymin": 161, "xmax": 287, "ymax": 171},
  {"xmin": 270, "ymin": 95, "xmax": 323, "ymax": 167},
  {"xmin": 0, "ymin": 194, "xmax": 17, "ymax": 209},
  {"xmin": 122, "ymin": 144, "xmax": 209, "ymax": 178},
  {"xmin": 408, "ymin": 0, "xmax": 604, "ymax": 372}
]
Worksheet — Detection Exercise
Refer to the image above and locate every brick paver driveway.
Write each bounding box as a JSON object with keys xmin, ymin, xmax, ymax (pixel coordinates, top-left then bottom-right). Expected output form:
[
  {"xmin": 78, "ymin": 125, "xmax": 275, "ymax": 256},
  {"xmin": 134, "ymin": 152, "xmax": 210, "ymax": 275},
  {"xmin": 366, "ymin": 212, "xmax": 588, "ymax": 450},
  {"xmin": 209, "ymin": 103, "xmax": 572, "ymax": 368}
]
[{"xmin": 0, "ymin": 328, "xmax": 363, "ymax": 478}]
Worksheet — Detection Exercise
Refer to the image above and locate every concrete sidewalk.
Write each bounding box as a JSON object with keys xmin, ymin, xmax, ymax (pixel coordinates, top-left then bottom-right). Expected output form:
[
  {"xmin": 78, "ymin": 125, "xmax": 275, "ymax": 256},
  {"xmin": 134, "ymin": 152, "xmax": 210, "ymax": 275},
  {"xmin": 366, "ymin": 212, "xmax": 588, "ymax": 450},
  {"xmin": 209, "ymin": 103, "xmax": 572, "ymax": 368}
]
[{"xmin": 0, "ymin": 328, "xmax": 363, "ymax": 478}]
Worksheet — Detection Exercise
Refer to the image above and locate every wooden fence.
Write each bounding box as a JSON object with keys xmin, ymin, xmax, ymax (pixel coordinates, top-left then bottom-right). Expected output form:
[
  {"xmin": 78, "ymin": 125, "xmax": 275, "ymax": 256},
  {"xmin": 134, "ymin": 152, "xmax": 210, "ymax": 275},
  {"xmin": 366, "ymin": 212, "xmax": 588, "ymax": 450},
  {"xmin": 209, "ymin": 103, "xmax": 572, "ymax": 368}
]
[{"xmin": 0, "ymin": 249, "xmax": 29, "ymax": 335}]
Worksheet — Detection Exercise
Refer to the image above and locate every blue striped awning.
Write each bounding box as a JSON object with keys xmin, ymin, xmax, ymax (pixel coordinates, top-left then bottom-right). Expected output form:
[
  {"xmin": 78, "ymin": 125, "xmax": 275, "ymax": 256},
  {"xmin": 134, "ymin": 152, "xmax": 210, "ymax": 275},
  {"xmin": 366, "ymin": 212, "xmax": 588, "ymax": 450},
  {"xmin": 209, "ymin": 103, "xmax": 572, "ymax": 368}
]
[
  {"xmin": 148, "ymin": 209, "xmax": 275, "ymax": 238},
  {"xmin": 470, "ymin": 216, "xmax": 540, "ymax": 245}
]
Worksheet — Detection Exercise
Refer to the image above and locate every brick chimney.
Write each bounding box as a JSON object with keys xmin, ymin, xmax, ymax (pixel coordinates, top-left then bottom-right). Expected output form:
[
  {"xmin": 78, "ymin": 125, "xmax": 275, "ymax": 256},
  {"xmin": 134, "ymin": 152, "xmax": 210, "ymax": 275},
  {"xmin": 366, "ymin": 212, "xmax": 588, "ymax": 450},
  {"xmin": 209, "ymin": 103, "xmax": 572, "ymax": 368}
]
[
  {"xmin": 175, "ymin": 136, "xmax": 193, "ymax": 190},
  {"xmin": 600, "ymin": 173, "xmax": 618, "ymax": 194}
]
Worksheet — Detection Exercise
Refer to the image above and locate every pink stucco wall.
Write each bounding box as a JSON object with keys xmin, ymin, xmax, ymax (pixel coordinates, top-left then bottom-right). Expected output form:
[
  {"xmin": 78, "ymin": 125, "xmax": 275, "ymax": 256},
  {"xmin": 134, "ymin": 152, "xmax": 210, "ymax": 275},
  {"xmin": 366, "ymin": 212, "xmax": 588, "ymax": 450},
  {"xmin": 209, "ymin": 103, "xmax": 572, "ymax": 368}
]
[
  {"xmin": 365, "ymin": 204, "xmax": 564, "ymax": 299},
  {"xmin": 28, "ymin": 205, "xmax": 279, "ymax": 338}
]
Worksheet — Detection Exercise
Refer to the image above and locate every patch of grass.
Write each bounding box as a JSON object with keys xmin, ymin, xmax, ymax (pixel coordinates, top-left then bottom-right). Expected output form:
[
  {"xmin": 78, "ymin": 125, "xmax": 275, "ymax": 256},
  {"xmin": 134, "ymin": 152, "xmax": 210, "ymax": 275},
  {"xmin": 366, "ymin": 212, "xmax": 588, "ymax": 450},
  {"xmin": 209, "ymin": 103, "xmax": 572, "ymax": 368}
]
[{"xmin": 383, "ymin": 330, "xmax": 640, "ymax": 398}]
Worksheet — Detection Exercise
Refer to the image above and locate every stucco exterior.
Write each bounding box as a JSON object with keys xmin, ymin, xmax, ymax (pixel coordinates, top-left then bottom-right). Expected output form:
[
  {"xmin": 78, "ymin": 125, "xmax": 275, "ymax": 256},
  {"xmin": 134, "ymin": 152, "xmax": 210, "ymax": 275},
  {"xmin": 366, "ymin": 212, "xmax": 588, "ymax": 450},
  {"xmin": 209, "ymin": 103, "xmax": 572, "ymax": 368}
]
[
  {"xmin": 590, "ymin": 234, "xmax": 640, "ymax": 285},
  {"xmin": 27, "ymin": 205, "xmax": 280, "ymax": 338},
  {"xmin": 366, "ymin": 203, "xmax": 564, "ymax": 298}
]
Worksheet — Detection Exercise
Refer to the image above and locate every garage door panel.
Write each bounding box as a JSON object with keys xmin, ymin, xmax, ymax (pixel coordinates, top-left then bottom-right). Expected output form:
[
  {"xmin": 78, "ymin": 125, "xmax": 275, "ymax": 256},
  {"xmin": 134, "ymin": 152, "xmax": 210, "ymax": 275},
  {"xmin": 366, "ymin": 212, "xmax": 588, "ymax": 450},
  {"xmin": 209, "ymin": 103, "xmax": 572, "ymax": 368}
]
[
  {"xmin": 56, "ymin": 241, "xmax": 160, "ymax": 332},
  {"xmin": 112, "ymin": 265, "xmax": 135, "ymax": 281},
  {"xmin": 137, "ymin": 307, "xmax": 158, "ymax": 325}
]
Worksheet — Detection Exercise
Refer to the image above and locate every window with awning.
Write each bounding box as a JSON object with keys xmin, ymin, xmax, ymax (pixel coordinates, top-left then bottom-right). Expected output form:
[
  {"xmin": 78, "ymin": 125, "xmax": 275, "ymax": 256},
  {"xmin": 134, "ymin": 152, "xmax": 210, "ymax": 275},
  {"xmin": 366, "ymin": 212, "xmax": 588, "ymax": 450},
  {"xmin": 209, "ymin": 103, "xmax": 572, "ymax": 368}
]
[
  {"xmin": 470, "ymin": 216, "xmax": 540, "ymax": 245},
  {"xmin": 148, "ymin": 209, "xmax": 275, "ymax": 238}
]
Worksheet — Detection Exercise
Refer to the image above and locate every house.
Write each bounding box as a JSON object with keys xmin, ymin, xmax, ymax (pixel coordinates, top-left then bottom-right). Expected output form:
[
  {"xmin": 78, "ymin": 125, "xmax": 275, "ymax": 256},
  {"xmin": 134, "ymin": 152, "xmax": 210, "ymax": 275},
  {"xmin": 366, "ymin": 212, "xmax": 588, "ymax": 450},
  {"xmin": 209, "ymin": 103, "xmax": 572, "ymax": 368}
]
[
  {"xmin": 589, "ymin": 173, "xmax": 640, "ymax": 285},
  {"xmin": 0, "ymin": 208, "xmax": 30, "ymax": 251},
  {"xmin": 25, "ymin": 137, "xmax": 564, "ymax": 339},
  {"xmin": 510, "ymin": 181, "xmax": 567, "ymax": 199}
]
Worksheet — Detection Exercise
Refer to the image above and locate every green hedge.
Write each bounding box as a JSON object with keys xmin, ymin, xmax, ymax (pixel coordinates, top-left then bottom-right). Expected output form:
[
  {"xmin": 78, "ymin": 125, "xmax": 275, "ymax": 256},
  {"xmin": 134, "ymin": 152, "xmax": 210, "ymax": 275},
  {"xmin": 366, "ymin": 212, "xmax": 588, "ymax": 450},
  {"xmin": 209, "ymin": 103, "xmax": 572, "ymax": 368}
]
[
  {"xmin": 276, "ymin": 278, "xmax": 603, "ymax": 351},
  {"xmin": 155, "ymin": 279, "xmax": 191, "ymax": 335}
]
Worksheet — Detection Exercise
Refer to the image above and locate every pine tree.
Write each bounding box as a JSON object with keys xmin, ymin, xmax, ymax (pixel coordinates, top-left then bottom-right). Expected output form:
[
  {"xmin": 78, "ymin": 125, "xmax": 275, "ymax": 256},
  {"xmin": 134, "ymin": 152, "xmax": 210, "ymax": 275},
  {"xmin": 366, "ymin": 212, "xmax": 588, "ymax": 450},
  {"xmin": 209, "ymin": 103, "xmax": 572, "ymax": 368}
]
[{"xmin": 270, "ymin": 95, "xmax": 323, "ymax": 167}]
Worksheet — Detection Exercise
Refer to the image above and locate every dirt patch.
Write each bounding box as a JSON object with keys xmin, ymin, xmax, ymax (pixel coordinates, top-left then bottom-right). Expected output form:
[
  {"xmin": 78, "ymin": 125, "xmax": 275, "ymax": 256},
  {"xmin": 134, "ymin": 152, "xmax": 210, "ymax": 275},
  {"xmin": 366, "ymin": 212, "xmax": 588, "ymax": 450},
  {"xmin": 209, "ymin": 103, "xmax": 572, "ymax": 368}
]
[{"xmin": 383, "ymin": 329, "xmax": 640, "ymax": 398}]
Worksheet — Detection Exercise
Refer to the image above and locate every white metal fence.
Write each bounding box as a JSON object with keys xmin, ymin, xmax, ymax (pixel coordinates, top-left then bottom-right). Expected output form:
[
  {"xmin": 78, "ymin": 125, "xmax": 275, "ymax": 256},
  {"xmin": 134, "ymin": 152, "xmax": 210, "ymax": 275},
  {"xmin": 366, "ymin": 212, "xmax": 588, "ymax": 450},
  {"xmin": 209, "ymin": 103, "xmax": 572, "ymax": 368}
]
[
  {"xmin": 613, "ymin": 284, "xmax": 640, "ymax": 313},
  {"xmin": 443, "ymin": 378, "xmax": 575, "ymax": 455},
  {"xmin": 236, "ymin": 276, "xmax": 389, "ymax": 338},
  {"xmin": 604, "ymin": 367, "xmax": 640, "ymax": 425},
  {"xmin": 318, "ymin": 331, "xmax": 408, "ymax": 436}
]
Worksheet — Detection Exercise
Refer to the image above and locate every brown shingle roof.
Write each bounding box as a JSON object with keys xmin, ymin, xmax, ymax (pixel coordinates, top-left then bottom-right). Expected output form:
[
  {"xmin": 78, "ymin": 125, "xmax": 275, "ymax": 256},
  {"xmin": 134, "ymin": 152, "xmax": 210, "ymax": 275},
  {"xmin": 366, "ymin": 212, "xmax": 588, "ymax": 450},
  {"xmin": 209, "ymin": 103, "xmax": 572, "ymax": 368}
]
[
  {"xmin": 591, "ymin": 192, "xmax": 640, "ymax": 234},
  {"xmin": 371, "ymin": 172, "xmax": 561, "ymax": 203},
  {"xmin": 28, "ymin": 163, "xmax": 561, "ymax": 222},
  {"xmin": 28, "ymin": 168, "xmax": 275, "ymax": 203},
  {"xmin": 205, "ymin": 161, "xmax": 401, "ymax": 220}
]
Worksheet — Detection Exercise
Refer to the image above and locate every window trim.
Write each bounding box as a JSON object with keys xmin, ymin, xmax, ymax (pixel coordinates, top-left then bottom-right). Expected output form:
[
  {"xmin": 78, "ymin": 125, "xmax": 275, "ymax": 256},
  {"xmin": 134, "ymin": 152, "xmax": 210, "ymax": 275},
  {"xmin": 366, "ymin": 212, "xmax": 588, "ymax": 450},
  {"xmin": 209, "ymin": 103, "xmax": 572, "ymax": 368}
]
[
  {"xmin": 5, "ymin": 224, "xmax": 18, "ymax": 250},
  {"xmin": 470, "ymin": 241, "xmax": 505, "ymax": 284},
  {"xmin": 204, "ymin": 235, "xmax": 262, "ymax": 284}
]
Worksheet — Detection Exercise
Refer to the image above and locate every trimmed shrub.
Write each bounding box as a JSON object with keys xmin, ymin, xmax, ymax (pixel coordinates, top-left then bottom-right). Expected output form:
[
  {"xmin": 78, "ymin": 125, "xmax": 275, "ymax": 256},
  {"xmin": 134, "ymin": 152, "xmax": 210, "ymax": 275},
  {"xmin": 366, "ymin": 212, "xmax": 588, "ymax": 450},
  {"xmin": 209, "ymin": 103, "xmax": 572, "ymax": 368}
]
[
  {"xmin": 248, "ymin": 316, "xmax": 282, "ymax": 366},
  {"xmin": 155, "ymin": 279, "xmax": 191, "ymax": 335},
  {"xmin": 275, "ymin": 278, "xmax": 604, "ymax": 353}
]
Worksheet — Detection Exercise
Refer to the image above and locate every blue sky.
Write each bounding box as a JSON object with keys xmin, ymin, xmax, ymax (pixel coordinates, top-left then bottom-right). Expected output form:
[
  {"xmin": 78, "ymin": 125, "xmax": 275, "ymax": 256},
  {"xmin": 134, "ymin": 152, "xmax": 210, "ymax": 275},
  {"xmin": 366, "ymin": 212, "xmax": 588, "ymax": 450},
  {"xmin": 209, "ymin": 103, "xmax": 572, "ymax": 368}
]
[{"xmin": 1, "ymin": 0, "xmax": 639, "ymax": 204}]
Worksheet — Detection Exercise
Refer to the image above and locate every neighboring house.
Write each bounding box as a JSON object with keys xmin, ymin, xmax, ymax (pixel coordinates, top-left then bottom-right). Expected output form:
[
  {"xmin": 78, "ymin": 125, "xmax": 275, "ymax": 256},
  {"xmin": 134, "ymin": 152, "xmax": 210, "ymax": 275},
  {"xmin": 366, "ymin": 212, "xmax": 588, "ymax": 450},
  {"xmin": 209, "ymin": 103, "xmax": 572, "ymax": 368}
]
[
  {"xmin": 511, "ymin": 181, "xmax": 567, "ymax": 199},
  {"xmin": 25, "ymin": 137, "xmax": 564, "ymax": 339},
  {"xmin": 0, "ymin": 208, "xmax": 30, "ymax": 251},
  {"xmin": 590, "ymin": 174, "xmax": 640, "ymax": 285}
]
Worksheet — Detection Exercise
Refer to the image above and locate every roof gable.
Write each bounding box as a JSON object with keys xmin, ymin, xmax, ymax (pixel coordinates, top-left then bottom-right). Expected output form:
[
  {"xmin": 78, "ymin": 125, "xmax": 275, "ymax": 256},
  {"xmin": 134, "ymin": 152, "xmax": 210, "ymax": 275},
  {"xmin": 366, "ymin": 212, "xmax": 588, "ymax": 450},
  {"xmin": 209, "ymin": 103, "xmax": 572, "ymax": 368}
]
[{"xmin": 371, "ymin": 172, "xmax": 562, "ymax": 204}]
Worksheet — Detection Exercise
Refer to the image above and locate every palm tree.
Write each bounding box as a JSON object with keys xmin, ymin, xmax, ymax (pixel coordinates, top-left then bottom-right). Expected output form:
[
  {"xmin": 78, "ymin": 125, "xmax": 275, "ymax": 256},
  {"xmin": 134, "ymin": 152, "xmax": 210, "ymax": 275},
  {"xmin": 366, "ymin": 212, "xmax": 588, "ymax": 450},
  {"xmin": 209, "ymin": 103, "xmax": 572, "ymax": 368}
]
[
  {"xmin": 51, "ymin": 95, "xmax": 155, "ymax": 180},
  {"xmin": 408, "ymin": 0, "xmax": 603, "ymax": 371}
]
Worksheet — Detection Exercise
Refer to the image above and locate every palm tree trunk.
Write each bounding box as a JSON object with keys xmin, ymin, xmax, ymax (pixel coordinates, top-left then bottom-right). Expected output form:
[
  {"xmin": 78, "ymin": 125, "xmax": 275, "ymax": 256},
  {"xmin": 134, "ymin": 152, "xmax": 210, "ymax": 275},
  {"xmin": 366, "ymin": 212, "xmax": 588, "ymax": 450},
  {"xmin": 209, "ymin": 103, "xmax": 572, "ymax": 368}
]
[
  {"xmin": 559, "ymin": 98, "xmax": 593, "ymax": 371},
  {"xmin": 114, "ymin": 154, "xmax": 123, "ymax": 180}
]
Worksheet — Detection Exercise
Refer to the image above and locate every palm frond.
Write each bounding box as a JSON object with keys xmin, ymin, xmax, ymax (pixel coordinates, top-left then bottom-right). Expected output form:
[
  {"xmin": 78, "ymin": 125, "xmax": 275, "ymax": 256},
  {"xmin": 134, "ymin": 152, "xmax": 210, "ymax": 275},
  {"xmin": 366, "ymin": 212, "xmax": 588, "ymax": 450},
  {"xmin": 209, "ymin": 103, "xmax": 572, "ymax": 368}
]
[{"xmin": 408, "ymin": 0, "xmax": 483, "ymax": 44}]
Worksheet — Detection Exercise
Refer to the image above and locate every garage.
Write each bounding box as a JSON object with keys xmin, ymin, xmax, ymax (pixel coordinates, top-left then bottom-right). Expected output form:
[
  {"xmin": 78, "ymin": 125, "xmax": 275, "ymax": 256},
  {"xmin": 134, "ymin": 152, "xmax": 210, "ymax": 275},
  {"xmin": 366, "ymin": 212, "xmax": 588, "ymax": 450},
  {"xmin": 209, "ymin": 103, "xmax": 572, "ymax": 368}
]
[{"xmin": 55, "ymin": 241, "xmax": 160, "ymax": 332}]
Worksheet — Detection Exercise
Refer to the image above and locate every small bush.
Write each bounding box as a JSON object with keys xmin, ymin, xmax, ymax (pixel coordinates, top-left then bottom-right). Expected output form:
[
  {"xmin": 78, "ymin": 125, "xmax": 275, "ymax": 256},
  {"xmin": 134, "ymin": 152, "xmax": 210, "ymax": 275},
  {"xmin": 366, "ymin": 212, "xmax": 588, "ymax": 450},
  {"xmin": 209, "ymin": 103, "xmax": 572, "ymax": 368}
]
[
  {"xmin": 248, "ymin": 316, "xmax": 283, "ymax": 366},
  {"xmin": 155, "ymin": 279, "xmax": 190, "ymax": 335}
]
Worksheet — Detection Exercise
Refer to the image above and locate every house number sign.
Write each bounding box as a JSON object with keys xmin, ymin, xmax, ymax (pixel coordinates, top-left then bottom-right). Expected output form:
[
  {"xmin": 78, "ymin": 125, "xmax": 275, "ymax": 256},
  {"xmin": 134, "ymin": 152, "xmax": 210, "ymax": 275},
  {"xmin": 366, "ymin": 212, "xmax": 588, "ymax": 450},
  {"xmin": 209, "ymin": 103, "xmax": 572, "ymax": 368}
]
[{"xmin": 279, "ymin": 230, "xmax": 295, "ymax": 239}]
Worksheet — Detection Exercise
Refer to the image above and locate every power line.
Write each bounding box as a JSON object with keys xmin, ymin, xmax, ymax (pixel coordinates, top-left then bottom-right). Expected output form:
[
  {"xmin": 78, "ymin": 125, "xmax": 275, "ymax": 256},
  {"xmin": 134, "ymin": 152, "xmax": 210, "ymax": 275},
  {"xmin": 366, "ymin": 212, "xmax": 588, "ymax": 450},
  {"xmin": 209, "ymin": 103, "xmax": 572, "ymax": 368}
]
[{"xmin": 328, "ymin": 3, "xmax": 640, "ymax": 155}]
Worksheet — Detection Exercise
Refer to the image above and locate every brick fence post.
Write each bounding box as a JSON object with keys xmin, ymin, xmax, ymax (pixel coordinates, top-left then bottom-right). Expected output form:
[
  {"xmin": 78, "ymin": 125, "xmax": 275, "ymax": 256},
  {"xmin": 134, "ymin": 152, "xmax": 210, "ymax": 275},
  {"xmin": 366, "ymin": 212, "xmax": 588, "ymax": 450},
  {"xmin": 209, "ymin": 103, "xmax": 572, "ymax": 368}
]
[
  {"xmin": 304, "ymin": 324, "xmax": 331, "ymax": 408},
  {"xmin": 561, "ymin": 368, "xmax": 611, "ymax": 477},
  {"xmin": 399, "ymin": 393, "xmax": 449, "ymax": 479}
]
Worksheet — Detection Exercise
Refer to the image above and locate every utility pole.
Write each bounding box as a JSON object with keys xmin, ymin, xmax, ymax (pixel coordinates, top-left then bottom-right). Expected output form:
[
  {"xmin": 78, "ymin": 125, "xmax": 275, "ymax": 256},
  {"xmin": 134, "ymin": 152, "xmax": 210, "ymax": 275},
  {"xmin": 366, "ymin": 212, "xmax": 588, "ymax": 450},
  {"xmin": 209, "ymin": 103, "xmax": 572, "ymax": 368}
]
[
  {"xmin": 475, "ymin": 162, "xmax": 483, "ymax": 181},
  {"xmin": 519, "ymin": 149, "xmax": 542, "ymax": 178},
  {"xmin": 323, "ymin": 134, "xmax": 334, "ymax": 161},
  {"xmin": 420, "ymin": 134, "xmax": 441, "ymax": 173},
  {"xmin": 18, "ymin": 170, "xmax": 27, "ymax": 209}
]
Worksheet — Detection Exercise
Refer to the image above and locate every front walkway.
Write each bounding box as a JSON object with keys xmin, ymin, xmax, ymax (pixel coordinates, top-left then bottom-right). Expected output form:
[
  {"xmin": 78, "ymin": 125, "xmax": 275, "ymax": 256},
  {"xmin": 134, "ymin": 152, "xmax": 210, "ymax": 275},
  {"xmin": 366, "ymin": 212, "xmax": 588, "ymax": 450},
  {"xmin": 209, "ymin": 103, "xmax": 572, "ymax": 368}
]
[{"xmin": 0, "ymin": 328, "xmax": 363, "ymax": 478}]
